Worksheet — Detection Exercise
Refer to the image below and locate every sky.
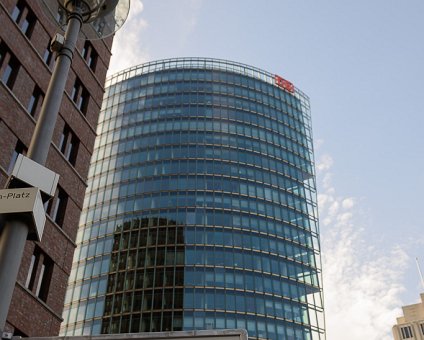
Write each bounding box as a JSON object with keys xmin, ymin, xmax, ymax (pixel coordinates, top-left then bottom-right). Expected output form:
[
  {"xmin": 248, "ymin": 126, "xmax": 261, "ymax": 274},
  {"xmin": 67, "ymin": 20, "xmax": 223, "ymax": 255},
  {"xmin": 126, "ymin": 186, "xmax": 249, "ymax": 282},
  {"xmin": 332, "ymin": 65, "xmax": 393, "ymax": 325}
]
[{"xmin": 107, "ymin": 1, "xmax": 424, "ymax": 338}]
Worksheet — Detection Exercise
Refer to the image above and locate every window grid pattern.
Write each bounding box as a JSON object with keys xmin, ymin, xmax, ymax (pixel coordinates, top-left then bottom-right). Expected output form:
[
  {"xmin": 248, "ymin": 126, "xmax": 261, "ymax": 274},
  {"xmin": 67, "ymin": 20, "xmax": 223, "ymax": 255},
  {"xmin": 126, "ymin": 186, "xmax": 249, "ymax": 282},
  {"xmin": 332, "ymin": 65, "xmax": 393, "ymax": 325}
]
[{"xmin": 61, "ymin": 58, "xmax": 324, "ymax": 340}]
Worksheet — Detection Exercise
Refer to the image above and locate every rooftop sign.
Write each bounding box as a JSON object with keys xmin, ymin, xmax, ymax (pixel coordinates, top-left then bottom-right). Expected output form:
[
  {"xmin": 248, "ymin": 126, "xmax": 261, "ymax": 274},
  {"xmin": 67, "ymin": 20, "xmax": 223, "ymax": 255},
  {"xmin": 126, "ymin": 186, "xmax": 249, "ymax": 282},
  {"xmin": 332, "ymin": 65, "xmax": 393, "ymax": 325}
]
[{"xmin": 275, "ymin": 74, "xmax": 294, "ymax": 93}]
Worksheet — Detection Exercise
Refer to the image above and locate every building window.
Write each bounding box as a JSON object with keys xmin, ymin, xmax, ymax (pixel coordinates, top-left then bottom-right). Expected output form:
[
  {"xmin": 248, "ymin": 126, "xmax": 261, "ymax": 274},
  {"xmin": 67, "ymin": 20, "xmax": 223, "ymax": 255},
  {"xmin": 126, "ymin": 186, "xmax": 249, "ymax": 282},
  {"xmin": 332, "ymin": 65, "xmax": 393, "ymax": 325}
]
[
  {"xmin": 24, "ymin": 247, "xmax": 53, "ymax": 302},
  {"xmin": 7, "ymin": 139, "xmax": 27, "ymax": 174},
  {"xmin": 43, "ymin": 40, "xmax": 54, "ymax": 67},
  {"xmin": 11, "ymin": 0, "xmax": 36, "ymax": 38},
  {"xmin": 12, "ymin": 328, "xmax": 27, "ymax": 337},
  {"xmin": 46, "ymin": 186, "xmax": 68, "ymax": 227},
  {"xmin": 71, "ymin": 78, "xmax": 89, "ymax": 114},
  {"xmin": 0, "ymin": 42, "xmax": 6, "ymax": 65},
  {"xmin": 82, "ymin": 40, "xmax": 98, "ymax": 71},
  {"xmin": 58, "ymin": 124, "xmax": 79, "ymax": 165},
  {"xmin": 27, "ymin": 85, "xmax": 44, "ymax": 117},
  {"xmin": 24, "ymin": 254, "xmax": 36, "ymax": 288},
  {"xmin": 0, "ymin": 43, "xmax": 20, "ymax": 90},
  {"xmin": 2, "ymin": 55, "xmax": 20, "ymax": 89},
  {"xmin": 36, "ymin": 254, "xmax": 53, "ymax": 301},
  {"xmin": 401, "ymin": 325, "xmax": 413, "ymax": 339}
]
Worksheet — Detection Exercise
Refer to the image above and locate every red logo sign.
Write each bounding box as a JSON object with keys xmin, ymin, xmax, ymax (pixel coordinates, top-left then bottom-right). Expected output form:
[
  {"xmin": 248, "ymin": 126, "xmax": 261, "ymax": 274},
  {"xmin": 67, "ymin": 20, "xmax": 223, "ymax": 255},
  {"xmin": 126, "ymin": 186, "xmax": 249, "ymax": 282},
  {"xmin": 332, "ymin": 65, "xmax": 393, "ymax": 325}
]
[{"xmin": 275, "ymin": 75, "xmax": 294, "ymax": 93}]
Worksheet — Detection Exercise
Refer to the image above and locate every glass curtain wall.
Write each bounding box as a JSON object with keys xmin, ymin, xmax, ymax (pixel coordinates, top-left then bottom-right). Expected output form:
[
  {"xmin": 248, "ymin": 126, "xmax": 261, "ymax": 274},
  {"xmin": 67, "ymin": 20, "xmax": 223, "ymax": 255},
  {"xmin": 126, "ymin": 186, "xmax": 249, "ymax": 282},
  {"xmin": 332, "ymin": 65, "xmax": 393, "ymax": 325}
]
[{"xmin": 60, "ymin": 58, "xmax": 325, "ymax": 340}]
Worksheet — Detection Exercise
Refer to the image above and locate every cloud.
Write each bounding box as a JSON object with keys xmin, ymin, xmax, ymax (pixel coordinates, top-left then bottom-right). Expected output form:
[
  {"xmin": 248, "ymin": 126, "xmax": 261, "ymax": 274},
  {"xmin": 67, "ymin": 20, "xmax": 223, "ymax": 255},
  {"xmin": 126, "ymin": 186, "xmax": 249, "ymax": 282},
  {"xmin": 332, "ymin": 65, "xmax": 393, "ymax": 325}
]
[
  {"xmin": 317, "ymin": 152, "xmax": 408, "ymax": 340},
  {"xmin": 108, "ymin": 0, "xmax": 149, "ymax": 75},
  {"xmin": 316, "ymin": 153, "xmax": 334, "ymax": 172}
]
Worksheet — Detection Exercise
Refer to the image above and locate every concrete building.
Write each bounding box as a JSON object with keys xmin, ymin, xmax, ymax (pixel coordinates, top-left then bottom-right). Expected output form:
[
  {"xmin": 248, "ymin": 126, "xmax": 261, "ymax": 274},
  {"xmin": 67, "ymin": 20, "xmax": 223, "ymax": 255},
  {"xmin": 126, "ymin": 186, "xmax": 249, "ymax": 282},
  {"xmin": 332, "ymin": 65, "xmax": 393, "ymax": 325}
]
[
  {"xmin": 0, "ymin": 0, "xmax": 113, "ymax": 336},
  {"xmin": 393, "ymin": 294, "xmax": 424, "ymax": 340},
  {"xmin": 61, "ymin": 58, "xmax": 325, "ymax": 340}
]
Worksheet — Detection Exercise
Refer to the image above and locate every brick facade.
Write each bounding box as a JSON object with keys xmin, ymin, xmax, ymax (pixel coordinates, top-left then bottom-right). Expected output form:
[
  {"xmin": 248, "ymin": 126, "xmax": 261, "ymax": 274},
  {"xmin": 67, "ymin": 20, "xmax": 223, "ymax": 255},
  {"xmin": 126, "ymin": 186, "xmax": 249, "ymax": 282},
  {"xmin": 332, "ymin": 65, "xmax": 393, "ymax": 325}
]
[{"xmin": 0, "ymin": 0, "xmax": 113, "ymax": 335}]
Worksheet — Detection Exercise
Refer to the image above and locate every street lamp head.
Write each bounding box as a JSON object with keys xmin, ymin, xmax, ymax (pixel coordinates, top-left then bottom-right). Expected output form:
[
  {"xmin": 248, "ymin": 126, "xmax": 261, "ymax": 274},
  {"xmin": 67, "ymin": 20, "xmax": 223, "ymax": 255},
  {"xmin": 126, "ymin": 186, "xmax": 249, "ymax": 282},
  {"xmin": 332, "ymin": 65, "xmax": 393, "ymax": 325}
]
[
  {"xmin": 85, "ymin": 0, "xmax": 130, "ymax": 39},
  {"xmin": 58, "ymin": 0, "xmax": 121, "ymax": 23},
  {"xmin": 41, "ymin": 0, "xmax": 130, "ymax": 40}
]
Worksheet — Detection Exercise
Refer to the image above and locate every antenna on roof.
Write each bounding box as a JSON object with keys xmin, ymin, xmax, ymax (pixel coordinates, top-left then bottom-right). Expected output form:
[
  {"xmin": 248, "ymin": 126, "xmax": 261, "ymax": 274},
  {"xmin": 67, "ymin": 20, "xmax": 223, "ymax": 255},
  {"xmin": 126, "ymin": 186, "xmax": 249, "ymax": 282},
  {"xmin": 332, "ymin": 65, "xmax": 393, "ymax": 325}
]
[{"xmin": 416, "ymin": 257, "xmax": 424, "ymax": 290}]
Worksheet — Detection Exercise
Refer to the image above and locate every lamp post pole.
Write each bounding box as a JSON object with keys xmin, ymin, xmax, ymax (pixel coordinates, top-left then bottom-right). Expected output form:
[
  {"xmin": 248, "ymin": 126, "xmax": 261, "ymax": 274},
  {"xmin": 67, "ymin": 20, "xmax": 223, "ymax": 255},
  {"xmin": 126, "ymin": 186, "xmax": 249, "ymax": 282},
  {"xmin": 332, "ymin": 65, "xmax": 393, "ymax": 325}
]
[
  {"xmin": 0, "ymin": 9, "xmax": 83, "ymax": 334},
  {"xmin": 27, "ymin": 12, "xmax": 82, "ymax": 165}
]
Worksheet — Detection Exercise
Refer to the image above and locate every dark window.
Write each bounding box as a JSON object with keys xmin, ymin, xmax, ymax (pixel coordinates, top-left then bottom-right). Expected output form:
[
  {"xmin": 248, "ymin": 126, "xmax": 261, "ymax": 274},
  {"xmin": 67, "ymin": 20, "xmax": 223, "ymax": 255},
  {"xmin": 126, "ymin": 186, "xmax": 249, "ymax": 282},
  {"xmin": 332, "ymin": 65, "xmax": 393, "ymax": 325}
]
[
  {"xmin": 11, "ymin": 0, "xmax": 36, "ymax": 38},
  {"xmin": 43, "ymin": 40, "xmax": 54, "ymax": 67},
  {"xmin": 71, "ymin": 78, "xmax": 89, "ymax": 114},
  {"xmin": 12, "ymin": 328, "xmax": 27, "ymax": 337},
  {"xmin": 11, "ymin": 2, "xmax": 22, "ymax": 22},
  {"xmin": 58, "ymin": 124, "xmax": 79, "ymax": 165},
  {"xmin": 1, "ymin": 45, "xmax": 20, "ymax": 90},
  {"xmin": 7, "ymin": 139, "xmax": 27, "ymax": 174},
  {"xmin": 400, "ymin": 326, "xmax": 413, "ymax": 339},
  {"xmin": 24, "ymin": 247, "xmax": 53, "ymax": 302},
  {"xmin": 36, "ymin": 254, "xmax": 53, "ymax": 301},
  {"xmin": 0, "ymin": 42, "xmax": 6, "ymax": 65},
  {"xmin": 27, "ymin": 85, "xmax": 44, "ymax": 117},
  {"xmin": 82, "ymin": 41, "xmax": 98, "ymax": 71},
  {"xmin": 46, "ymin": 186, "xmax": 68, "ymax": 227}
]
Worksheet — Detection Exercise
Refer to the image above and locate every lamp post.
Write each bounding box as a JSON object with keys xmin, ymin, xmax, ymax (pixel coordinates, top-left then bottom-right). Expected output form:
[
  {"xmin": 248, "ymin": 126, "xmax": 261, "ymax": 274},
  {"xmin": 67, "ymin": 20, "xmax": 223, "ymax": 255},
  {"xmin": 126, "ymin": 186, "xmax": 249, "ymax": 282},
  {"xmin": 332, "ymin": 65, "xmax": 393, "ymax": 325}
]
[{"xmin": 0, "ymin": 0, "xmax": 129, "ymax": 334}]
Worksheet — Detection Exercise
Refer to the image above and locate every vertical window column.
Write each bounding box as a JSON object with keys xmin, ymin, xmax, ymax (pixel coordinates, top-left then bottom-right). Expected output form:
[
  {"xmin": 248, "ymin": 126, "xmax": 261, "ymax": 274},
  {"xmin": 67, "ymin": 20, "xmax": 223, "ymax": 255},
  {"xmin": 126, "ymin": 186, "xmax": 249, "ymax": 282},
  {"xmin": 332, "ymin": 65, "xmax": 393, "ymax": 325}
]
[
  {"xmin": 0, "ymin": 42, "xmax": 20, "ymax": 90},
  {"xmin": 46, "ymin": 186, "xmax": 68, "ymax": 227},
  {"xmin": 24, "ymin": 247, "xmax": 54, "ymax": 302},
  {"xmin": 71, "ymin": 78, "xmax": 90, "ymax": 114},
  {"xmin": 11, "ymin": 0, "xmax": 36, "ymax": 39},
  {"xmin": 27, "ymin": 85, "xmax": 44, "ymax": 117},
  {"xmin": 43, "ymin": 40, "xmax": 54, "ymax": 68},
  {"xmin": 82, "ymin": 41, "xmax": 98, "ymax": 72},
  {"xmin": 400, "ymin": 325, "xmax": 413, "ymax": 339},
  {"xmin": 58, "ymin": 124, "xmax": 80, "ymax": 166}
]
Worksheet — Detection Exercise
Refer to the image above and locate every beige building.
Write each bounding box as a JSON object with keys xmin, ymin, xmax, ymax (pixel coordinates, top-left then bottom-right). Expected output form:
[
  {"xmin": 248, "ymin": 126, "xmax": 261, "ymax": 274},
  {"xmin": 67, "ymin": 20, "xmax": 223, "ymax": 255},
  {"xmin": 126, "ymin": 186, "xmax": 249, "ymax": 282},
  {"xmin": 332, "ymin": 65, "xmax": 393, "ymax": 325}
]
[{"xmin": 393, "ymin": 294, "xmax": 424, "ymax": 339}]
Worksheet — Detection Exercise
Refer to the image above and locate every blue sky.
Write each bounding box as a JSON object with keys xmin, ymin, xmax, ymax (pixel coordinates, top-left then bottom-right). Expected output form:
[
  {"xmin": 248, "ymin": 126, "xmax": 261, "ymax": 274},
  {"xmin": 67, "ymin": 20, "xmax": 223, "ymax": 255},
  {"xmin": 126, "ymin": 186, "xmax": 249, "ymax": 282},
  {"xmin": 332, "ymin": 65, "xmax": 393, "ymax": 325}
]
[{"xmin": 108, "ymin": 1, "xmax": 424, "ymax": 338}]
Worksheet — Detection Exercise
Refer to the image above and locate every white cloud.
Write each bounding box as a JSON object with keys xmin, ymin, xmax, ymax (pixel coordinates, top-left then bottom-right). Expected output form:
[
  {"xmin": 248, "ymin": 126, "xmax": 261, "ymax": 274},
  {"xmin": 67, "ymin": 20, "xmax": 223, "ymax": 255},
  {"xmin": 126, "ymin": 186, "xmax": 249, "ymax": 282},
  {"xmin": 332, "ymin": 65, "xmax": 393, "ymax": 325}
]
[
  {"xmin": 108, "ymin": 0, "xmax": 149, "ymax": 75},
  {"xmin": 317, "ymin": 151, "xmax": 408, "ymax": 340},
  {"xmin": 316, "ymin": 154, "xmax": 334, "ymax": 172},
  {"xmin": 342, "ymin": 197, "xmax": 355, "ymax": 210}
]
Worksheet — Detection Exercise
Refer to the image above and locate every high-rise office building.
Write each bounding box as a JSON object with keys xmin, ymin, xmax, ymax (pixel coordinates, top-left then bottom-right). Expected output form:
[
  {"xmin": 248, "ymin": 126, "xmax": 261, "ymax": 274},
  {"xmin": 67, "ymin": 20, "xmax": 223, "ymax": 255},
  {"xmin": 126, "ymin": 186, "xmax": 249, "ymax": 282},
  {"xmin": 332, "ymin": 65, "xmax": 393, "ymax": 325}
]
[
  {"xmin": 61, "ymin": 58, "xmax": 325, "ymax": 340},
  {"xmin": 0, "ymin": 0, "xmax": 113, "ymax": 336},
  {"xmin": 393, "ymin": 293, "xmax": 424, "ymax": 340}
]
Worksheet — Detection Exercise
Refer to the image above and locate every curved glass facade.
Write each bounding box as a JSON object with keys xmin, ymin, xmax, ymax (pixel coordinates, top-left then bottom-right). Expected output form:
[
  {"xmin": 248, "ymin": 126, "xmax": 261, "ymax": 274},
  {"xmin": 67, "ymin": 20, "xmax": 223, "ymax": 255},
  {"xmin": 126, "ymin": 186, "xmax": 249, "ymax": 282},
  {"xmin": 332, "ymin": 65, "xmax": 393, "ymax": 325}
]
[{"xmin": 60, "ymin": 58, "xmax": 325, "ymax": 339}]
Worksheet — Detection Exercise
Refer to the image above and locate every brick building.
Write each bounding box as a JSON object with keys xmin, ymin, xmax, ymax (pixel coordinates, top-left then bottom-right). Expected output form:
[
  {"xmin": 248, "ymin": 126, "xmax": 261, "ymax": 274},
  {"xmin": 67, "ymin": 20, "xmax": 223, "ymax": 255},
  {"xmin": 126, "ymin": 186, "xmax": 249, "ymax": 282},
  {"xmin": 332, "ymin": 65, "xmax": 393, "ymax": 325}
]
[{"xmin": 0, "ymin": 0, "xmax": 113, "ymax": 336}]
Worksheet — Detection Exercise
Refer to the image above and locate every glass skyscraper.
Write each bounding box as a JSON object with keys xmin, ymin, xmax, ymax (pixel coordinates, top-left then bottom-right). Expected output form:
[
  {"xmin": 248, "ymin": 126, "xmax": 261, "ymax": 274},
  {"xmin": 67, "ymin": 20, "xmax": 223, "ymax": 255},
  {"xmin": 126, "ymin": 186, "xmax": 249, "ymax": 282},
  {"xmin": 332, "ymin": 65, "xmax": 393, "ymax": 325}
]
[{"xmin": 60, "ymin": 58, "xmax": 325, "ymax": 340}]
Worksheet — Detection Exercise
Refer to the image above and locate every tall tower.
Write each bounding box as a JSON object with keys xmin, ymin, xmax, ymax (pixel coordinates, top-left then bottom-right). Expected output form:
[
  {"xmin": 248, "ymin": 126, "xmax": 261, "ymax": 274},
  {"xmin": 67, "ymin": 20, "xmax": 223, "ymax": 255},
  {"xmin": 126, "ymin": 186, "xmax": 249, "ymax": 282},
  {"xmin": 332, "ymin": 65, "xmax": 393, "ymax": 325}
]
[
  {"xmin": 0, "ymin": 0, "xmax": 113, "ymax": 336},
  {"xmin": 61, "ymin": 58, "xmax": 325, "ymax": 340}
]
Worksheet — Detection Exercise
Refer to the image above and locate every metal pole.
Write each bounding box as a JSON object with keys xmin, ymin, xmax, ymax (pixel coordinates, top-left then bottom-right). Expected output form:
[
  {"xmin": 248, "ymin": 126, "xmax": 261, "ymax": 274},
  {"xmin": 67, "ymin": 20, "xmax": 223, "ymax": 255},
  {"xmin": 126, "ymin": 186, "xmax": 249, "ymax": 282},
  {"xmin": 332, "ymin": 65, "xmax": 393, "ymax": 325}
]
[
  {"xmin": 27, "ymin": 13, "xmax": 82, "ymax": 165},
  {"xmin": 416, "ymin": 257, "xmax": 424, "ymax": 290},
  {"xmin": 0, "ymin": 12, "xmax": 82, "ymax": 334},
  {"xmin": 0, "ymin": 220, "xmax": 28, "ymax": 332}
]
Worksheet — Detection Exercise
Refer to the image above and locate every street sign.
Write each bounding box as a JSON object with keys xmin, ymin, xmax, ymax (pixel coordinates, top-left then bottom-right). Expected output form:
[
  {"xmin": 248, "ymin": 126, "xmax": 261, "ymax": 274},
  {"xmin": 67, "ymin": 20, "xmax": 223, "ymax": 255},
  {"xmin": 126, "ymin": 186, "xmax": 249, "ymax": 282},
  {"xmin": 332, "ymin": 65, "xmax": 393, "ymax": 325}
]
[{"xmin": 0, "ymin": 187, "xmax": 46, "ymax": 241}]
